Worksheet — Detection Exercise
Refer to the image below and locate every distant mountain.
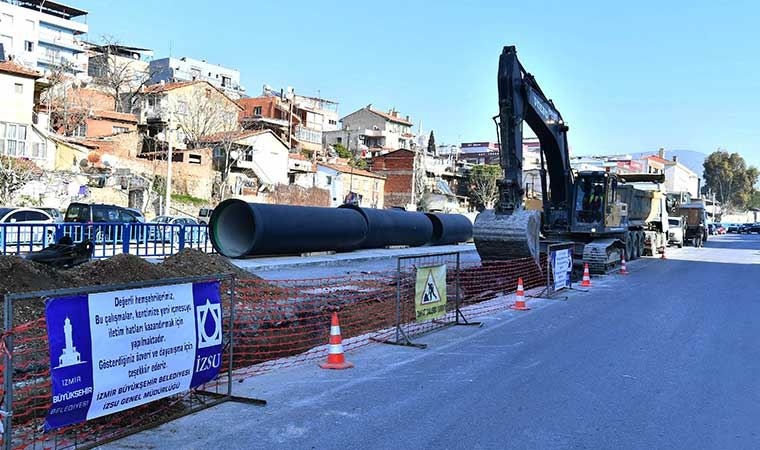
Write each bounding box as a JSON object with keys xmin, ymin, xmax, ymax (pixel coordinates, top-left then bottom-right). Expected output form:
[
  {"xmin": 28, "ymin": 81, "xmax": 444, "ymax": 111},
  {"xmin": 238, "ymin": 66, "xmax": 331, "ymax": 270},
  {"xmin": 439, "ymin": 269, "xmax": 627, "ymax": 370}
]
[{"xmin": 633, "ymin": 150, "xmax": 706, "ymax": 179}]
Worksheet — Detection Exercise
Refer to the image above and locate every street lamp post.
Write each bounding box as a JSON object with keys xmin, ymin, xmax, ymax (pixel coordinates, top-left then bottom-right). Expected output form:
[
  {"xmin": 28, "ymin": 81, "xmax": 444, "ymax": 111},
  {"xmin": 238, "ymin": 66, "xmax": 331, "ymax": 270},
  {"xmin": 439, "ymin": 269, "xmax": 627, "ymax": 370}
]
[{"xmin": 165, "ymin": 117, "xmax": 173, "ymax": 215}]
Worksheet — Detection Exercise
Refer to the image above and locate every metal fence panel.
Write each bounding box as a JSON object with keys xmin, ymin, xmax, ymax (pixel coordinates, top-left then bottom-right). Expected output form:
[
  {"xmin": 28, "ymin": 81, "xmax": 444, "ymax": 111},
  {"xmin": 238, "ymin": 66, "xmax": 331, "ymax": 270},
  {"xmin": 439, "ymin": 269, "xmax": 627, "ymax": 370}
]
[
  {"xmin": 2, "ymin": 275, "xmax": 234, "ymax": 450},
  {"xmin": 0, "ymin": 223, "xmax": 214, "ymax": 259}
]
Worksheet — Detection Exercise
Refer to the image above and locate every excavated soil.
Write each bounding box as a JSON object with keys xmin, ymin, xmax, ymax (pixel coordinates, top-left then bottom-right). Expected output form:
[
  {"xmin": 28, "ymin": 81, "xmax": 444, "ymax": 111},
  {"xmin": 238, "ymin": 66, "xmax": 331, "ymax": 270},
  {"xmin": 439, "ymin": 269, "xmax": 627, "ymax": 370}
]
[{"xmin": 0, "ymin": 250, "xmax": 259, "ymax": 325}]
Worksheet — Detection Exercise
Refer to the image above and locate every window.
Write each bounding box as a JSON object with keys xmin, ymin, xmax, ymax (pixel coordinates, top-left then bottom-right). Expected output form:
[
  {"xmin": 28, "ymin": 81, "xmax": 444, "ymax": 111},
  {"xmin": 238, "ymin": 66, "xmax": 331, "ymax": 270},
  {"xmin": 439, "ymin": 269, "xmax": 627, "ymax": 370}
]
[
  {"xmin": 188, "ymin": 154, "xmax": 202, "ymax": 164},
  {"xmin": 14, "ymin": 83, "xmax": 23, "ymax": 94},
  {"xmin": 24, "ymin": 41, "xmax": 33, "ymax": 52},
  {"xmin": 71, "ymin": 123, "xmax": 87, "ymax": 138},
  {"xmin": 31, "ymin": 142, "xmax": 45, "ymax": 158},
  {"xmin": 176, "ymin": 100, "xmax": 189, "ymax": 115},
  {"xmin": 243, "ymin": 149, "xmax": 253, "ymax": 162},
  {"xmin": 253, "ymin": 106, "xmax": 262, "ymax": 116},
  {"xmin": 113, "ymin": 126, "xmax": 129, "ymax": 134},
  {"xmin": 221, "ymin": 76, "xmax": 231, "ymax": 87},
  {"xmin": 329, "ymin": 119, "xmax": 337, "ymax": 125},
  {"xmin": 0, "ymin": 123, "xmax": 27, "ymax": 156}
]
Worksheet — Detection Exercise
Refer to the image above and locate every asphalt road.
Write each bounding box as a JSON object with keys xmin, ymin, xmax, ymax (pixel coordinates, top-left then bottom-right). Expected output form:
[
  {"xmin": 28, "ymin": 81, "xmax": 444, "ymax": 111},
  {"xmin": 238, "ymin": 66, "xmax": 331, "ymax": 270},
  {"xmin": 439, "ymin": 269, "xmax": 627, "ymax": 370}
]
[{"xmin": 108, "ymin": 233, "xmax": 760, "ymax": 450}]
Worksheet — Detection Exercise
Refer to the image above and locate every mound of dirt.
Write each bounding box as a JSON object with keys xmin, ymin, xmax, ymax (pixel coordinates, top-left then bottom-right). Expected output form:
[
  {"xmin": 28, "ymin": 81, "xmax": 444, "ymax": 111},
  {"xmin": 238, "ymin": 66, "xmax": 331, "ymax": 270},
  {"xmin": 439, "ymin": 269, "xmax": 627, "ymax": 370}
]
[
  {"xmin": 67, "ymin": 253, "xmax": 176, "ymax": 286},
  {"xmin": 0, "ymin": 250, "xmax": 262, "ymax": 325},
  {"xmin": 163, "ymin": 249, "xmax": 259, "ymax": 280},
  {"xmin": 0, "ymin": 256, "xmax": 75, "ymax": 295}
]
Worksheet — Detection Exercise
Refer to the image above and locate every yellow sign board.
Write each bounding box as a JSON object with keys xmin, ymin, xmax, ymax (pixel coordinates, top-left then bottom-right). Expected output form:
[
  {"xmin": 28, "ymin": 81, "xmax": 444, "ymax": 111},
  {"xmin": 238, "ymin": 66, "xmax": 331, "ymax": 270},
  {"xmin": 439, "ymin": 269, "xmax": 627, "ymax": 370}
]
[{"xmin": 415, "ymin": 265, "xmax": 447, "ymax": 322}]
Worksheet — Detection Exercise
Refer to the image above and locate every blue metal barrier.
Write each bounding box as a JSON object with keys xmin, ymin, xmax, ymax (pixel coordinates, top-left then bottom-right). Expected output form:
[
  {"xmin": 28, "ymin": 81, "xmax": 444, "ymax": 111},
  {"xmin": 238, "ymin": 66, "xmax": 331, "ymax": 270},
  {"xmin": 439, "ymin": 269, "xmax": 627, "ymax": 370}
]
[{"xmin": 0, "ymin": 222, "xmax": 215, "ymax": 259}]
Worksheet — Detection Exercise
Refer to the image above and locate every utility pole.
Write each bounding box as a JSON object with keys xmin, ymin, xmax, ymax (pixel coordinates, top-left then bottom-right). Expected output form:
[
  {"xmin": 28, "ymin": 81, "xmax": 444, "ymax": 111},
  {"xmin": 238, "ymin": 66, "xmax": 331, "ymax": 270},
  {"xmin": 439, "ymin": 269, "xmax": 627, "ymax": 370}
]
[{"xmin": 165, "ymin": 117, "xmax": 173, "ymax": 215}]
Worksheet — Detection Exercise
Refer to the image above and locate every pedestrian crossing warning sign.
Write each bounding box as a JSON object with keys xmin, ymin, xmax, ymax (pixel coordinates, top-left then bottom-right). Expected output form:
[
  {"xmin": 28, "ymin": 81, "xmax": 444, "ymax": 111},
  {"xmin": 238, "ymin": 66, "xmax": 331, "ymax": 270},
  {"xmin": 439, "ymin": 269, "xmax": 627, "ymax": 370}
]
[{"xmin": 415, "ymin": 265, "xmax": 447, "ymax": 322}]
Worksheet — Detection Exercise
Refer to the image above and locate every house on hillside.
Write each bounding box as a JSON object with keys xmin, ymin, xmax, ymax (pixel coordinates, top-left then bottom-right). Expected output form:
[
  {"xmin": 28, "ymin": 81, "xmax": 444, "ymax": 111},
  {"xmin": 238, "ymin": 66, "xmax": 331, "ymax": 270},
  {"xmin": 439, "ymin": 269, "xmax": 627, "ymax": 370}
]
[
  {"xmin": 148, "ymin": 56, "xmax": 245, "ymax": 99},
  {"xmin": 315, "ymin": 160, "xmax": 385, "ymax": 208},
  {"xmin": 324, "ymin": 105, "xmax": 416, "ymax": 158},
  {"xmin": 133, "ymin": 80, "xmax": 242, "ymax": 153},
  {"xmin": 203, "ymin": 129, "xmax": 290, "ymax": 196},
  {"xmin": 0, "ymin": 59, "xmax": 55, "ymax": 169},
  {"xmin": 371, "ymin": 149, "xmax": 465, "ymax": 210},
  {"xmin": 237, "ymin": 86, "xmax": 338, "ymax": 157}
]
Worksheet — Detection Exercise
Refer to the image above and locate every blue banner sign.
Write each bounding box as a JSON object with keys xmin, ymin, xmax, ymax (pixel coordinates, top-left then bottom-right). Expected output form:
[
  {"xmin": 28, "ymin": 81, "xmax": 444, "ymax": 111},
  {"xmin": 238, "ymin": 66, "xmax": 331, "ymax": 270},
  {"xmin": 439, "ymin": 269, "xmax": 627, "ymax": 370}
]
[
  {"xmin": 44, "ymin": 281, "xmax": 223, "ymax": 430},
  {"xmin": 550, "ymin": 247, "xmax": 573, "ymax": 292}
]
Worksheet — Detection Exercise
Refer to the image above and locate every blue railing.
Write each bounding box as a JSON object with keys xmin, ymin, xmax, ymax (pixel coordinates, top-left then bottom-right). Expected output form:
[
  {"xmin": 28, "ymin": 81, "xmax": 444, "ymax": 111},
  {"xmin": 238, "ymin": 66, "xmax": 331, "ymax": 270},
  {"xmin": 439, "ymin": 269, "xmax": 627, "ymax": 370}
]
[{"xmin": 0, "ymin": 223, "xmax": 216, "ymax": 259}]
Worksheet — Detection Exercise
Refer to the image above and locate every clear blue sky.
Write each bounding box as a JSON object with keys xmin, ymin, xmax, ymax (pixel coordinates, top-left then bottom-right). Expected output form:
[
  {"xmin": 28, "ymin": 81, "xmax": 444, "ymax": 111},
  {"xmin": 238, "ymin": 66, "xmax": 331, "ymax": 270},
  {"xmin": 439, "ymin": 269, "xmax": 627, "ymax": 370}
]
[{"xmin": 73, "ymin": 0, "xmax": 760, "ymax": 168}]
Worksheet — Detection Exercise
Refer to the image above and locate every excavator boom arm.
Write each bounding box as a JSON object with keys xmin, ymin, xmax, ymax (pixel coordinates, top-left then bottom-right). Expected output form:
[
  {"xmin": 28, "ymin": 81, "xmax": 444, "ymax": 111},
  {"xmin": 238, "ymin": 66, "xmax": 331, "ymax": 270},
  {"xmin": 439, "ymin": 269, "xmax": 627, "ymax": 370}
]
[{"xmin": 495, "ymin": 46, "xmax": 573, "ymax": 226}]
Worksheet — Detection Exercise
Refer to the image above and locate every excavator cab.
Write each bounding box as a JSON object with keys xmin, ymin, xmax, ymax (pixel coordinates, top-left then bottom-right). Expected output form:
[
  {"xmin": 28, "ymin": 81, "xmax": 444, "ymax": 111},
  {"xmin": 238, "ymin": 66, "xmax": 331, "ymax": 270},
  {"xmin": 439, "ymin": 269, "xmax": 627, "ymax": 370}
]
[{"xmin": 571, "ymin": 171, "xmax": 625, "ymax": 233}]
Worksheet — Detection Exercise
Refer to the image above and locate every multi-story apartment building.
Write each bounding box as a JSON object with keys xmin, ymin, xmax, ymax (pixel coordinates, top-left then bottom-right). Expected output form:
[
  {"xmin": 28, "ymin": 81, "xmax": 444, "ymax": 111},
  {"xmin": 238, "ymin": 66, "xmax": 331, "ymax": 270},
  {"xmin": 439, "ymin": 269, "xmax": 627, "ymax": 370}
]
[
  {"xmin": 324, "ymin": 105, "xmax": 416, "ymax": 158},
  {"xmin": 148, "ymin": 56, "xmax": 245, "ymax": 100},
  {"xmin": 238, "ymin": 86, "xmax": 338, "ymax": 156},
  {"xmin": 0, "ymin": 0, "xmax": 88, "ymax": 76},
  {"xmin": 88, "ymin": 43, "xmax": 153, "ymax": 92}
]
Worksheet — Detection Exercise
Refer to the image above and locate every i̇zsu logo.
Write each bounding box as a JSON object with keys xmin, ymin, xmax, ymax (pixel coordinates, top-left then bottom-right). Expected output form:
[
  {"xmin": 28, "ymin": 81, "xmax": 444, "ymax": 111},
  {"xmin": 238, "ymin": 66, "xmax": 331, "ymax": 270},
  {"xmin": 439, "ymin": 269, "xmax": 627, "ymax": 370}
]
[
  {"xmin": 196, "ymin": 299, "xmax": 222, "ymax": 348},
  {"xmin": 195, "ymin": 299, "xmax": 222, "ymax": 373}
]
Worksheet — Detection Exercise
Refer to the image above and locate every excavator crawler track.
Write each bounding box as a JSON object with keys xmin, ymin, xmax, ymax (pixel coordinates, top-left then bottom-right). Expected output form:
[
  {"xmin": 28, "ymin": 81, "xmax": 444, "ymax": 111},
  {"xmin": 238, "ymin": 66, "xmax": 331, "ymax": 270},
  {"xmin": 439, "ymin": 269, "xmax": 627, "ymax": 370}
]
[{"xmin": 581, "ymin": 238, "xmax": 622, "ymax": 274}]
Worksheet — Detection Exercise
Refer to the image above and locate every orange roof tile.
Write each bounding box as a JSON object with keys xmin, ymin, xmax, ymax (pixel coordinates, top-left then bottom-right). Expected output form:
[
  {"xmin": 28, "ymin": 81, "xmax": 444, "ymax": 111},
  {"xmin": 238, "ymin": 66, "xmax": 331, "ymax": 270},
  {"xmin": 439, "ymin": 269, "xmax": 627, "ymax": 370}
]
[
  {"xmin": 0, "ymin": 60, "xmax": 41, "ymax": 79},
  {"xmin": 289, "ymin": 153, "xmax": 309, "ymax": 161},
  {"xmin": 142, "ymin": 80, "xmax": 198, "ymax": 93},
  {"xmin": 367, "ymin": 108, "xmax": 413, "ymax": 126},
  {"xmin": 200, "ymin": 129, "xmax": 290, "ymax": 147},
  {"xmin": 644, "ymin": 155, "xmax": 668, "ymax": 164},
  {"xmin": 91, "ymin": 110, "xmax": 138, "ymax": 123},
  {"xmin": 319, "ymin": 162, "xmax": 385, "ymax": 179}
]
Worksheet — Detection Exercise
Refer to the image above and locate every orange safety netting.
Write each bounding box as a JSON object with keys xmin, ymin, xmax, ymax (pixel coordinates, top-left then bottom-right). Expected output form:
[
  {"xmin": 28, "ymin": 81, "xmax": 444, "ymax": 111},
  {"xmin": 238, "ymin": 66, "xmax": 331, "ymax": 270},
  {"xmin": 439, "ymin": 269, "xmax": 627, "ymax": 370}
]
[{"xmin": 2, "ymin": 256, "xmax": 545, "ymax": 449}]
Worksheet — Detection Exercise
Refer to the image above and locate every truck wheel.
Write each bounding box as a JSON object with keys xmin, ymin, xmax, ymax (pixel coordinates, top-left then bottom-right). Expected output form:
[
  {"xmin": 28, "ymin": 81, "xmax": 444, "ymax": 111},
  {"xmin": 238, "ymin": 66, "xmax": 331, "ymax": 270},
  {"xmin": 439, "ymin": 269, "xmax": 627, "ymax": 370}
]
[{"xmin": 625, "ymin": 234, "xmax": 634, "ymax": 261}]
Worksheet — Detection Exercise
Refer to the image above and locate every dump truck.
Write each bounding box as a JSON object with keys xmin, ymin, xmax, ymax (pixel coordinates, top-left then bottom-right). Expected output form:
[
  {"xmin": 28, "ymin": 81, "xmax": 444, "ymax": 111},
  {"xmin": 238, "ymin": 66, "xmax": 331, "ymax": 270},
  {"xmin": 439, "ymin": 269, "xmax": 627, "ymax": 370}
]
[{"xmin": 674, "ymin": 202, "xmax": 708, "ymax": 247}]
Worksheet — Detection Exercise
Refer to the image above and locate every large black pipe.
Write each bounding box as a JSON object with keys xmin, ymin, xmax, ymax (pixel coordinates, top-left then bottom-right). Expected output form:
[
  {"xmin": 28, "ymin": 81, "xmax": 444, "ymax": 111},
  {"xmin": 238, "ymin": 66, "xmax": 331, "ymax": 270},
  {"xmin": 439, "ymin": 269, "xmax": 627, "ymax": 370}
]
[
  {"xmin": 340, "ymin": 205, "xmax": 433, "ymax": 248},
  {"xmin": 209, "ymin": 200, "xmax": 367, "ymax": 258},
  {"xmin": 426, "ymin": 213, "xmax": 473, "ymax": 245}
]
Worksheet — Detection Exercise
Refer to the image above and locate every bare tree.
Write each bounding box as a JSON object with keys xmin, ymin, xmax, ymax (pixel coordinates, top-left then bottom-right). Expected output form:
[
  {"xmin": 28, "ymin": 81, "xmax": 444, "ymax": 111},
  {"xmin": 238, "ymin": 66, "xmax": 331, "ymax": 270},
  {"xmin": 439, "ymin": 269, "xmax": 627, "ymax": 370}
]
[
  {"xmin": 412, "ymin": 148, "xmax": 427, "ymax": 208},
  {"xmin": 41, "ymin": 61, "xmax": 90, "ymax": 136},
  {"xmin": 175, "ymin": 88, "xmax": 240, "ymax": 148},
  {"xmin": 89, "ymin": 35, "xmax": 153, "ymax": 113},
  {"xmin": 0, "ymin": 156, "xmax": 41, "ymax": 205},
  {"xmin": 469, "ymin": 164, "xmax": 501, "ymax": 210}
]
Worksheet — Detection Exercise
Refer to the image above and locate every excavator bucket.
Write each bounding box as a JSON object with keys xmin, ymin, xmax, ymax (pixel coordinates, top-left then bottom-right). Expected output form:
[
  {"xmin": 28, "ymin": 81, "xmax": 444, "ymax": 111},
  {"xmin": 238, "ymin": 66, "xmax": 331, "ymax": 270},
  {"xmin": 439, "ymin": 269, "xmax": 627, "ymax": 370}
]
[{"xmin": 473, "ymin": 209, "xmax": 541, "ymax": 263}]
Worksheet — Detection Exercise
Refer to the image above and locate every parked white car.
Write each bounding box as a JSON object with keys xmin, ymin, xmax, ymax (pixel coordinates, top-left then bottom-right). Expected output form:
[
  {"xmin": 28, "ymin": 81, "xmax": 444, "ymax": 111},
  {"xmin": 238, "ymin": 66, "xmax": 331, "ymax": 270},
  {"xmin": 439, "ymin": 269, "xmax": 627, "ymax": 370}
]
[
  {"xmin": 668, "ymin": 217, "xmax": 685, "ymax": 248},
  {"xmin": 150, "ymin": 216, "xmax": 205, "ymax": 244},
  {"xmin": 0, "ymin": 207, "xmax": 55, "ymax": 247}
]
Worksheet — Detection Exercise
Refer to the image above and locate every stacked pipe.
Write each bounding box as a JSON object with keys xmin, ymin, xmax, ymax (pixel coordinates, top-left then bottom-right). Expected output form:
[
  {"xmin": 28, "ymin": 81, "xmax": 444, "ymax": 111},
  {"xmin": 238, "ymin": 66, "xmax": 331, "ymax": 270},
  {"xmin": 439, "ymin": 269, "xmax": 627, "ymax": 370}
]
[{"xmin": 209, "ymin": 199, "xmax": 474, "ymax": 258}]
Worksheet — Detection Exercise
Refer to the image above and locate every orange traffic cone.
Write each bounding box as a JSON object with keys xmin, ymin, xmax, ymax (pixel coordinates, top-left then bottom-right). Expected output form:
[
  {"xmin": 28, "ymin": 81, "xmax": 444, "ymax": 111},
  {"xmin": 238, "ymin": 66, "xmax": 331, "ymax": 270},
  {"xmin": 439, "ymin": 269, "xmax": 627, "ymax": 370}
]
[
  {"xmin": 320, "ymin": 312, "xmax": 354, "ymax": 370},
  {"xmin": 510, "ymin": 277, "xmax": 530, "ymax": 311},
  {"xmin": 619, "ymin": 256, "xmax": 629, "ymax": 275},
  {"xmin": 581, "ymin": 263, "xmax": 592, "ymax": 287}
]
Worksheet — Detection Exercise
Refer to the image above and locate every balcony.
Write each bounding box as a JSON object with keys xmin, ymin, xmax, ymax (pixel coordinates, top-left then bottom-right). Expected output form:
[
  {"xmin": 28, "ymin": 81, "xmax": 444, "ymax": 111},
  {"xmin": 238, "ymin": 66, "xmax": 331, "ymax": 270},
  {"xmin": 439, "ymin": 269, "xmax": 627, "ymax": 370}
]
[
  {"xmin": 36, "ymin": 54, "xmax": 85, "ymax": 72},
  {"xmin": 38, "ymin": 30, "xmax": 86, "ymax": 52}
]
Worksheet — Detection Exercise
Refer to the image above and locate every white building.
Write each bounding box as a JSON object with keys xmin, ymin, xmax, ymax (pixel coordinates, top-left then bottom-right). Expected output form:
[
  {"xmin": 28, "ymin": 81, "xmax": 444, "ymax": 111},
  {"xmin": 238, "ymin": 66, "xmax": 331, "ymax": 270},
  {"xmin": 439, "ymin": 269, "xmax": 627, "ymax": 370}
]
[
  {"xmin": 0, "ymin": 60, "xmax": 54, "ymax": 169},
  {"xmin": 0, "ymin": 0, "xmax": 89, "ymax": 76},
  {"xmin": 664, "ymin": 157, "xmax": 700, "ymax": 197},
  {"xmin": 219, "ymin": 129, "xmax": 290, "ymax": 188},
  {"xmin": 324, "ymin": 105, "xmax": 416, "ymax": 158},
  {"xmin": 149, "ymin": 56, "xmax": 245, "ymax": 99}
]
